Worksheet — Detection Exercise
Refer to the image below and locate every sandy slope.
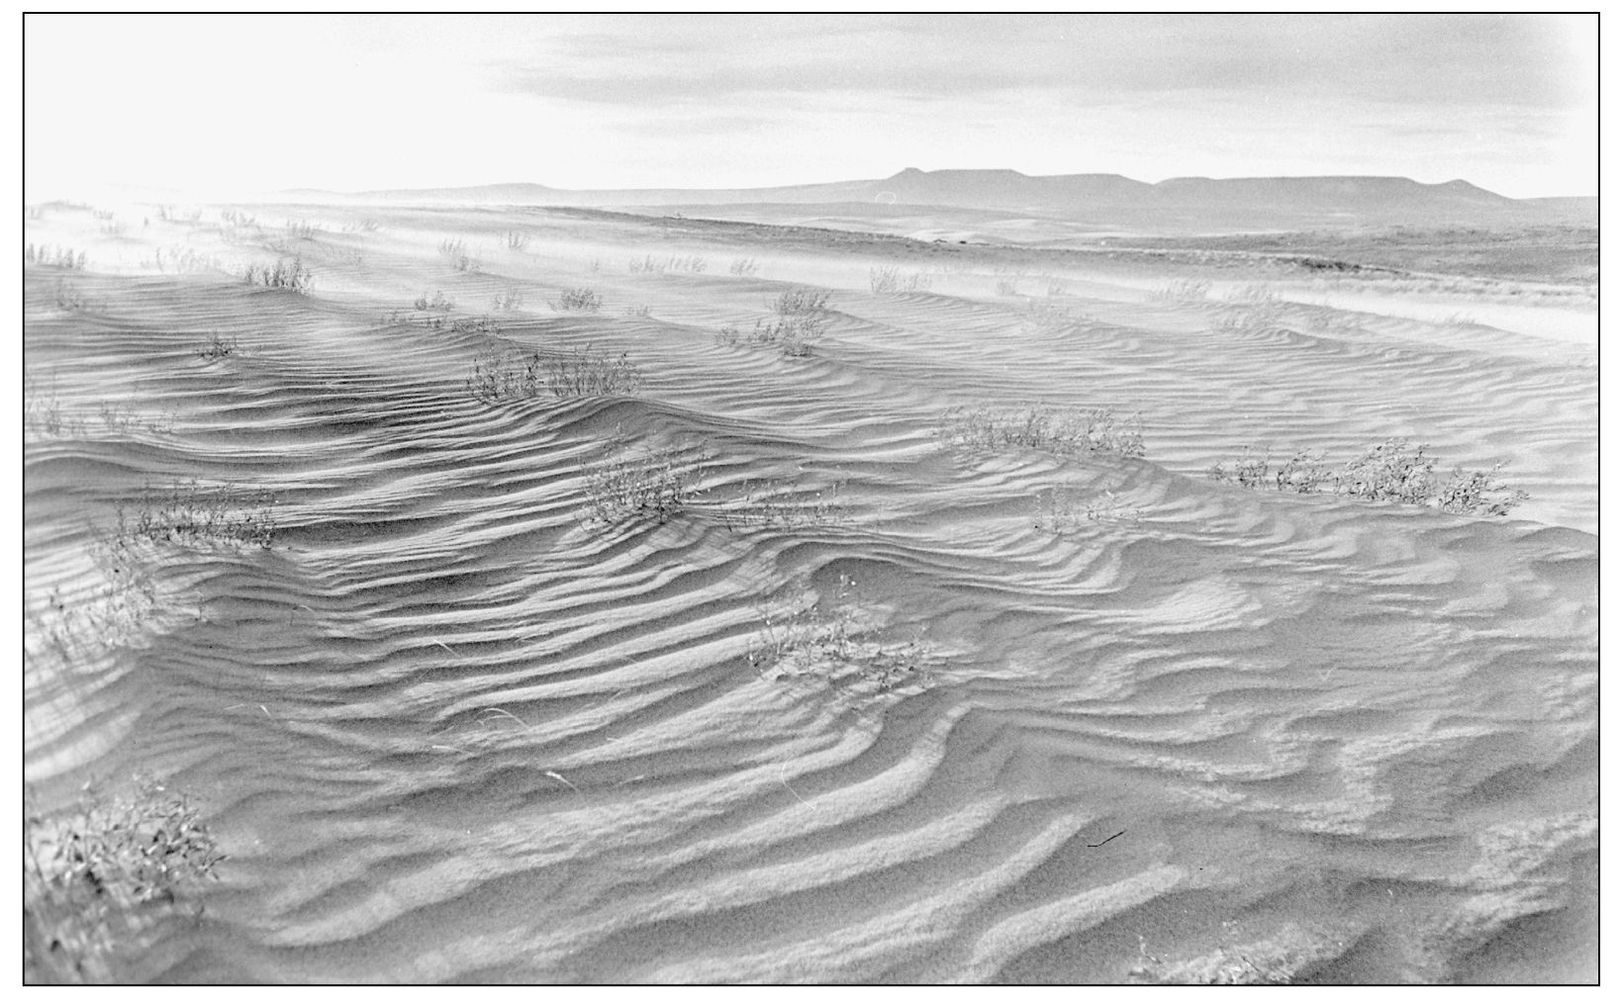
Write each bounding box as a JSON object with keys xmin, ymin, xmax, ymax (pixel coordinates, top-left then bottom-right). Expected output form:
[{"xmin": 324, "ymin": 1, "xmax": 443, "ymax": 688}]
[{"xmin": 23, "ymin": 203, "xmax": 1596, "ymax": 983}]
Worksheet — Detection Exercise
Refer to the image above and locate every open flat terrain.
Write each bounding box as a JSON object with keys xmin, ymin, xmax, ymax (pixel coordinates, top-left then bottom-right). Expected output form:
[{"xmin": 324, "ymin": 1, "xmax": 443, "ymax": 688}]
[{"xmin": 23, "ymin": 201, "xmax": 1596, "ymax": 982}]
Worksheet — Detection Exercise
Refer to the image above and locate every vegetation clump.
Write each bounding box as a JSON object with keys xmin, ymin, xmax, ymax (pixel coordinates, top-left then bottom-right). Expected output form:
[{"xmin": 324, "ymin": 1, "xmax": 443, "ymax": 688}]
[
  {"xmin": 1032, "ymin": 487, "xmax": 1141, "ymax": 533},
  {"xmin": 196, "ymin": 332, "xmax": 237, "ymax": 360},
  {"xmin": 715, "ymin": 287, "xmax": 834, "ymax": 357},
  {"xmin": 25, "ymin": 244, "xmax": 87, "ymax": 269},
  {"xmin": 1208, "ymin": 437, "xmax": 1528, "ymax": 515},
  {"xmin": 552, "ymin": 287, "xmax": 603, "ymax": 312},
  {"xmin": 467, "ymin": 345, "xmax": 643, "ymax": 402},
  {"xmin": 937, "ymin": 404, "xmax": 1147, "ymax": 458},
  {"xmin": 115, "ymin": 479, "xmax": 278, "ymax": 549},
  {"xmin": 25, "ymin": 776, "xmax": 226, "ymax": 983},
  {"xmin": 722, "ymin": 480, "xmax": 849, "ymax": 531},
  {"xmin": 438, "ymin": 238, "xmax": 480, "ymax": 273},
  {"xmin": 869, "ymin": 266, "xmax": 932, "ymax": 295},
  {"xmin": 243, "ymin": 258, "xmax": 312, "ymax": 294},
  {"xmin": 580, "ymin": 447, "xmax": 705, "ymax": 530},
  {"xmin": 746, "ymin": 574, "xmax": 934, "ymax": 693}
]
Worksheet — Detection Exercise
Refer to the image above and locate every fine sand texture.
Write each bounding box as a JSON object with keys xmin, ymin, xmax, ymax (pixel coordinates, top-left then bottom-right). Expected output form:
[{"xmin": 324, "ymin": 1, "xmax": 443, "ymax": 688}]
[{"xmin": 24, "ymin": 201, "xmax": 1596, "ymax": 983}]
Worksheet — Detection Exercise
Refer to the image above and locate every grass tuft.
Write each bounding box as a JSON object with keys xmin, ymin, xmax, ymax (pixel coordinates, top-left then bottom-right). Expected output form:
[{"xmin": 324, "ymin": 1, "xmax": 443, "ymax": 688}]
[{"xmin": 937, "ymin": 405, "xmax": 1147, "ymax": 458}]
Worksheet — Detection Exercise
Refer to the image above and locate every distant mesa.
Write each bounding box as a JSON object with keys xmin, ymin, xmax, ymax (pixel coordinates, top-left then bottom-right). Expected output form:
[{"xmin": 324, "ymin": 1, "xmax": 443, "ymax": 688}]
[{"xmin": 310, "ymin": 167, "xmax": 1592, "ymax": 232}]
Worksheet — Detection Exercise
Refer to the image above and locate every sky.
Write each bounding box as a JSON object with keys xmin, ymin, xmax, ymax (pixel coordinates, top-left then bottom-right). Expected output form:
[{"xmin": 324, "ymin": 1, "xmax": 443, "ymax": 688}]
[{"xmin": 23, "ymin": 13, "xmax": 1598, "ymax": 201}]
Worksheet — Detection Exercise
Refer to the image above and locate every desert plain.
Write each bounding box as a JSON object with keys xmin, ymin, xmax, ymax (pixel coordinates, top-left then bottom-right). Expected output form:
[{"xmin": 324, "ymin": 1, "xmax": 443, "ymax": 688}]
[{"xmin": 22, "ymin": 188, "xmax": 1597, "ymax": 983}]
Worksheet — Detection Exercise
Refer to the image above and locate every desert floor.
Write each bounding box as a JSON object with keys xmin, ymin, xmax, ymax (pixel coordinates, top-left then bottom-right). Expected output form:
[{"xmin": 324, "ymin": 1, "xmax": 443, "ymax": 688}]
[{"xmin": 23, "ymin": 202, "xmax": 1596, "ymax": 983}]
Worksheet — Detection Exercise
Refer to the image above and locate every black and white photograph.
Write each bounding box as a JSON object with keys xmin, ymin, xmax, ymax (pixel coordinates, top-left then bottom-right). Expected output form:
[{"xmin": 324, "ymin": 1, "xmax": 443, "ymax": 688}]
[{"xmin": 22, "ymin": 13, "xmax": 1597, "ymax": 984}]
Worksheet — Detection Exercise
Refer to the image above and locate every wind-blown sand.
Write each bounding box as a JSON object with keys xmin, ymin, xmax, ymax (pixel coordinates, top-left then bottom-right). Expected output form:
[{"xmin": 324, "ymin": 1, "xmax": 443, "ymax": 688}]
[{"xmin": 23, "ymin": 202, "xmax": 1596, "ymax": 983}]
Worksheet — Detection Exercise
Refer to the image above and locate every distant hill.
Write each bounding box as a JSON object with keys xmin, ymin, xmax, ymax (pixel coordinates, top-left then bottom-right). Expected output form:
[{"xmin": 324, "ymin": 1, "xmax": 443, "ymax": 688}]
[{"xmin": 311, "ymin": 168, "xmax": 1592, "ymax": 234}]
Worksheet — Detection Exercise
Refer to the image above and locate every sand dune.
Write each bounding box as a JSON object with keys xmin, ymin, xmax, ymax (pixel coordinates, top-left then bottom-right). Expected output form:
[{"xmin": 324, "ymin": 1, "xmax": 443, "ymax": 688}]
[{"xmin": 23, "ymin": 202, "xmax": 1595, "ymax": 982}]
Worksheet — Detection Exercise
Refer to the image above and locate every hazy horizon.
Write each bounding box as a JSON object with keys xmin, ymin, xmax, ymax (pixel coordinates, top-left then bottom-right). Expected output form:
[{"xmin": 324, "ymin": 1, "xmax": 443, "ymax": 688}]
[{"xmin": 24, "ymin": 13, "xmax": 1597, "ymax": 202}]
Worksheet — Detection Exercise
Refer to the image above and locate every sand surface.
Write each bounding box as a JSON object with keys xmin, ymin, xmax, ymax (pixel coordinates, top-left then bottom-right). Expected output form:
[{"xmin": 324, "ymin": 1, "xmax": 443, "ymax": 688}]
[{"xmin": 23, "ymin": 202, "xmax": 1596, "ymax": 983}]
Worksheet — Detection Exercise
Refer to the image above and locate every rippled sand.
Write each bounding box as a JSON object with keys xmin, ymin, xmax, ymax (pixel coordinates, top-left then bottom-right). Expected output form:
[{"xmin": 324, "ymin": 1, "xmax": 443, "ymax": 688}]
[{"xmin": 23, "ymin": 204, "xmax": 1596, "ymax": 982}]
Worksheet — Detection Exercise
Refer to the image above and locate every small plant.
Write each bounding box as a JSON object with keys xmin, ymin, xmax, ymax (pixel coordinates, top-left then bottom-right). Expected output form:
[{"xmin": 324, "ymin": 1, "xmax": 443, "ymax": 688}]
[
  {"xmin": 1210, "ymin": 438, "xmax": 1529, "ymax": 515},
  {"xmin": 51, "ymin": 278, "xmax": 88, "ymax": 311},
  {"xmin": 503, "ymin": 230, "xmax": 531, "ymax": 251},
  {"xmin": 196, "ymin": 332, "xmax": 236, "ymax": 360},
  {"xmin": 745, "ymin": 574, "xmax": 934, "ymax": 693},
  {"xmin": 1033, "ymin": 487, "xmax": 1141, "ymax": 533},
  {"xmin": 25, "ymin": 244, "xmax": 87, "ymax": 269},
  {"xmin": 414, "ymin": 289, "xmax": 453, "ymax": 312},
  {"xmin": 552, "ymin": 287, "xmax": 603, "ymax": 312},
  {"xmin": 771, "ymin": 288, "xmax": 831, "ymax": 315},
  {"xmin": 284, "ymin": 219, "xmax": 320, "ymax": 240},
  {"xmin": 628, "ymin": 254, "xmax": 666, "ymax": 275},
  {"xmin": 115, "ymin": 479, "xmax": 278, "ymax": 549},
  {"xmin": 722, "ymin": 480, "xmax": 849, "ymax": 532},
  {"xmin": 870, "ymin": 267, "xmax": 932, "ymax": 295},
  {"xmin": 729, "ymin": 257, "xmax": 760, "ymax": 277},
  {"xmin": 580, "ymin": 445, "xmax": 705, "ymax": 529},
  {"xmin": 25, "ymin": 775, "xmax": 226, "ymax": 983},
  {"xmin": 491, "ymin": 289, "xmax": 525, "ymax": 311},
  {"xmin": 937, "ymin": 405, "xmax": 1147, "ymax": 458},
  {"xmin": 544, "ymin": 345, "xmax": 642, "ymax": 397},
  {"xmin": 243, "ymin": 258, "xmax": 312, "ymax": 294},
  {"xmin": 624, "ymin": 304, "xmax": 651, "ymax": 318},
  {"xmin": 468, "ymin": 345, "xmax": 643, "ymax": 402},
  {"xmin": 438, "ymin": 238, "xmax": 480, "ymax": 273}
]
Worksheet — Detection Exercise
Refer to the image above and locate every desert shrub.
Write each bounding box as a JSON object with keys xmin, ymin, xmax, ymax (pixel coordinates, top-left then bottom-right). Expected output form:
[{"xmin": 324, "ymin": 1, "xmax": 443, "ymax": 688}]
[
  {"xmin": 666, "ymin": 254, "xmax": 707, "ymax": 273},
  {"xmin": 624, "ymin": 304, "xmax": 651, "ymax": 318},
  {"xmin": 243, "ymin": 258, "xmax": 312, "ymax": 294},
  {"xmin": 144, "ymin": 247, "xmax": 219, "ymax": 274},
  {"xmin": 466, "ymin": 348, "xmax": 543, "ymax": 402},
  {"xmin": 772, "ymin": 287, "xmax": 831, "ymax": 315},
  {"xmin": 722, "ymin": 480, "xmax": 849, "ymax": 531},
  {"xmin": 25, "ymin": 380, "xmax": 173, "ymax": 439},
  {"xmin": 580, "ymin": 447, "xmax": 704, "ymax": 529},
  {"xmin": 341, "ymin": 217, "xmax": 379, "ymax": 233},
  {"xmin": 1336, "ymin": 438, "xmax": 1438, "ymax": 505},
  {"xmin": 491, "ymin": 289, "xmax": 525, "ymax": 311},
  {"xmin": 1210, "ymin": 438, "xmax": 1528, "ymax": 515},
  {"xmin": 937, "ymin": 405, "xmax": 1147, "ymax": 458},
  {"xmin": 544, "ymin": 345, "xmax": 642, "ymax": 397},
  {"xmin": 552, "ymin": 287, "xmax": 603, "ymax": 312},
  {"xmin": 415, "ymin": 289, "xmax": 453, "ymax": 312},
  {"xmin": 746, "ymin": 574, "xmax": 934, "ymax": 693},
  {"xmin": 25, "ymin": 776, "xmax": 225, "ymax": 983},
  {"xmin": 468, "ymin": 345, "xmax": 642, "ymax": 402},
  {"xmin": 51, "ymin": 278, "xmax": 88, "ymax": 311},
  {"xmin": 284, "ymin": 219, "xmax": 320, "ymax": 240},
  {"xmin": 1436, "ymin": 463, "xmax": 1529, "ymax": 516},
  {"xmin": 503, "ymin": 230, "xmax": 531, "ymax": 251},
  {"xmin": 1032, "ymin": 487, "xmax": 1140, "ymax": 533},
  {"xmin": 729, "ymin": 257, "xmax": 760, "ymax": 277},
  {"xmin": 870, "ymin": 266, "xmax": 932, "ymax": 295},
  {"xmin": 115, "ymin": 479, "xmax": 277, "ymax": 549},
  {"xmin": 438, "ymin": 238, "xmax": 481, "ymax": 273},
  {"xmin": 25, "ymin": 244, "xmax": 87, "ymax": 269},
  {"xmin": 196, "ymin": 332, "xmax": 237, "ymax": 360},
  {"xmin": 628, "ymin": 254, "xmax": 666, "ymax": 275}
]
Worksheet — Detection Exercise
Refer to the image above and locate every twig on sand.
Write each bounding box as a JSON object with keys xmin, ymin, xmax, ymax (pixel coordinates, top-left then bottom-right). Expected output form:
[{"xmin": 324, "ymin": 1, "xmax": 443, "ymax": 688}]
[
  {"xmin": 432, "ymin": 638, "xmax": 461, "ymax": 657},
  {"xmin": 480, "ymin": 706, "xmax": 528, "ymax": 728},
  {"xmin": 1086, "ymin": 830, "xmax": 1126, "ymax": 848},
  {"xmin": 545, "ymin": 770, "xmax": 579, "ymax": 792},
  {"xmin": 431, "ymin": 744, "xmax": 474, "ymax": 756},
  {"xmin": 225, "ymin": 703, "xmax": 273, "ymax": 717},
  {"xmin": 779, "ymin": 766, "xmax": 818, "ymax": 811}
]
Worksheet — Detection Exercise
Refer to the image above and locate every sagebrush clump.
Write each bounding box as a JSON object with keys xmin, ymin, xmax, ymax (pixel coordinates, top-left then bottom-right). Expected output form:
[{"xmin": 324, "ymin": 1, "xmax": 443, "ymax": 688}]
[
  {"xmin": 25, "ymin": 776, "xmax": 226, "ymax": 983},
  {"xmin": 937, "ymin": 405, "xmax": 1147, "ymax": 458},
  {"xmin": 115, "ymin": 479, "xmax": 278, "ymax": 549},
  {"xmin": 467, "ymin": 345, "xmax": 643, "ymax": 402},
  {"xmin": 746, "ymin": 574, "xmax": 934, "ymax": 693},
  {"xmin": 580, "ymin": 447, "xmax": 705, "ymax": 530},
  {"xmin": 243, "ymin": 258, "xmax": 312, "ymax": 294},
  {"xmin": 1208, "ymin": 438, "xmax": 1528, "ymax": 515}
]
